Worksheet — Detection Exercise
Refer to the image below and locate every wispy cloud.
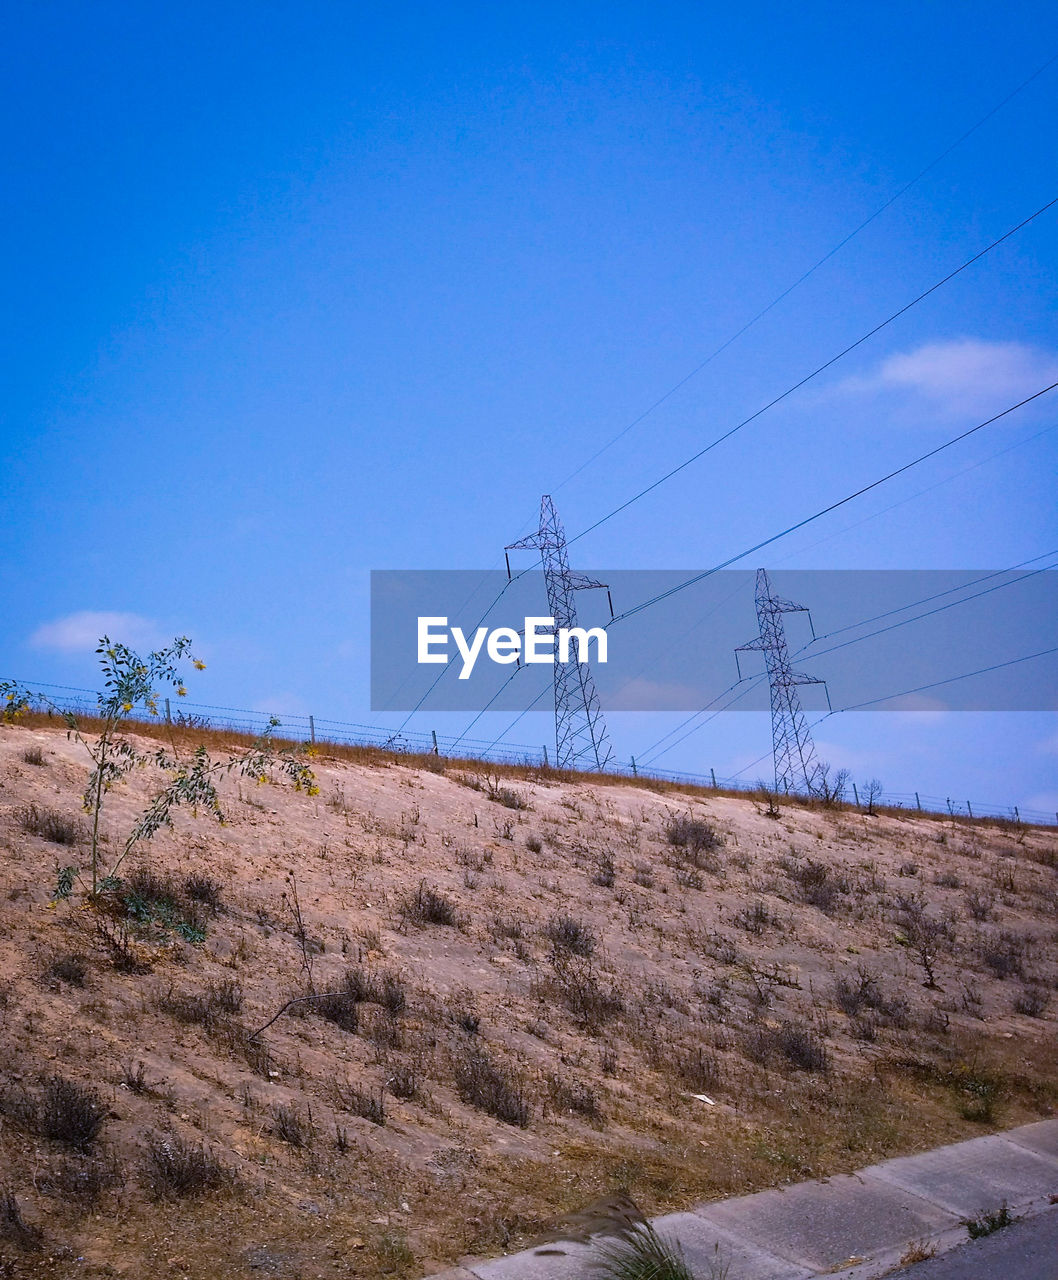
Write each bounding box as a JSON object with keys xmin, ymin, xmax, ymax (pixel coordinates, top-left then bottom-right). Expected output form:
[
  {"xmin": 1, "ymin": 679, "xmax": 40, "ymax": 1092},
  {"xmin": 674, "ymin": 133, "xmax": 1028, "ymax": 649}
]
[
  {"xmin": 29, "ymin": 611, "xmax": 163, "ymax": 654},
  {"xmin": 832, "ymin": 338, "xmax": 1058, "ymax": 420}
]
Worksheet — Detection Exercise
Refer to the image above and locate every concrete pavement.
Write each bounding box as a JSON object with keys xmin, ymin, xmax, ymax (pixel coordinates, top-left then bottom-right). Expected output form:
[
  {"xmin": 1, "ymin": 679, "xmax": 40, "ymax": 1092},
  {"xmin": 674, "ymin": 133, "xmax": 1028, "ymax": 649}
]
[{"xmin": 426, "ymin": 1118, "xmax": 1058, "ymax": 1280}]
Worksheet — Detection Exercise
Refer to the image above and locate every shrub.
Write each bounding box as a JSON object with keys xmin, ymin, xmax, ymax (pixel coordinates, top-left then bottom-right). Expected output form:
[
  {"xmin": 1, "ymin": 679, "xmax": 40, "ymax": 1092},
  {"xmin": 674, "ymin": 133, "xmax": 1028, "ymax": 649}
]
[
  {"xmin": 665, "ymin": 814, "xmax": 722, "ymax": 867},
  {"xmin": 670, "ymin": 1045, "xmax": 720, "ymax": 1092},
  {"xmin": 490, "ymin": 786, "xmax": 527, "ymax": 810},
  {"xmin": 334, "ymin": 1082, "xmax": 385, "ymax": 1125},
  {"xmin": 314, "ymin": 991, "xmax": 360, "ymax": 1033},
  {"xmin": 386, "ymin": 1064, "xmax": 420, "ymax": 1100},
  {"xmin": 787, "ymin": 859, "xmax": 849, "ymax": 912},
  {"xmin": 665, "ymin": 814, "xmax": 719, "ymax": 851},
  {"xmin": 454, "ymin": 1050, "xmax": 531, "ymax": 1127},
  {"xmin": 531, "ymin": 959, "xmax": 625, "ymax": 1031},
  {"xmin": 21, "ymin": 745, "xmax": 46, "ymax": 766},
  {"xmin": 965, "ymin": 889, "xmax": 996, "ymax": 922},
  {"xmin": 592, "ymin": 1222, "xmax": 694, "ymax": 1280},
  {"xmin": 733, "ymin": 900, "xmax": 776, "ymax": 934},
  {"xmin": 49, "ymin": 953, "xmax": 88, "ymax": 987},
  {"xmin": 142, "ymin": 1133, "xmax": 232, "ymax": 1197},
  {"xmin": 19, "ymin": 804, "xmax": 83, "ymax": 846},
  {"xmin": 896, "ymin": 897, "xmax": 955, "ymax": 988},
  {"xmin": 747, "ymin": 1022, "xmax": 828, "ymax": 1073},
  {"xmin": 399, "ymin": 881, "xmax": 461, "ymax": 928},
  {"xmin": 543, "ymin": 914, "xmax": 597, "ymax": 958},
  {"xmin": 36, "ymin": 1076, "xmax": 107, "ymax": 1147},
  {"xmin": 592, "ymin": 853, "xmax": 616, "ymax": 888},
  {"xmin": 183, "ymin": 874, "xmax": 223, "ymax": 909},
  {"xmin": 38, "ymin": 1152, "xmax": 120, "ymax": 1206},
  {"xmin": 978, "ymin": 930, "xmax": 1026, "ymax": 980},
  {"xmin": 833, "ymin": 966, "xmax": 909, "ymax": 1028},
  {"xmin": 525, "ymin": 835, "xmax": 543, "ymax": 853},
  {"xmin": 0, "ymin": 1189, "xmax": 41, "ymax": 1250},
  {"xmin": 159, "ymin": 979, "xmax": 242, "ymax": 1026},
  {"xmin": 340, "ymin": 966, "xmax": 407, "ymax": 1013},
  {"xmin": 1013, "ymin": 985, "xmax": 1049, "ymax": 1017},
  {"xmin": 272, "ymin": 1103, "xmax": 313, "ymax": 1147},
  {"xmin": 119, "ymin": 1060, "xmax": 152, "ymax": 1094},
  {"xmin": 547, "ymin": 1073, "xmax": 603, "ymax": 1121},
  {"xmin": 964, "ymin": 1204, "xmax": 1014, "ymax": 1239}
]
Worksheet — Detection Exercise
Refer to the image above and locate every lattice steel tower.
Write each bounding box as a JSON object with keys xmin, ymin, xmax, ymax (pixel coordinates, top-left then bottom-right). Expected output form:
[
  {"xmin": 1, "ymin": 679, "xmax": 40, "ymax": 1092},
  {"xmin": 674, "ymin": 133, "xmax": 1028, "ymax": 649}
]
[
  {"xmin": 735, "ymin": 568, "xmax": 826, "ymax": 795},
  {"xmin": 506, "ymin": 496, "xmax": 614, "ymax": 772}
]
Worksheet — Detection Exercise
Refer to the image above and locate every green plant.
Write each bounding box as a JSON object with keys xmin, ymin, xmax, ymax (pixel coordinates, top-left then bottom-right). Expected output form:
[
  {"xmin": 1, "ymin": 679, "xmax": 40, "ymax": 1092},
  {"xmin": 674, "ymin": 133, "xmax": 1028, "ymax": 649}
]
[
  {"xmin": 2, "ymin": 635, "xmax": 317, "ymax": 896},
  {"xmin": 54, "ymin": 864, "xmax": 77, "ymax": 899},
  {"xmin": 592, "ymin": 1222, "xmax": 695, "ymax": 1280},
  {"xmin": 964, "ymin": 1203, "xmax": 1014, "ymax": 1239}
]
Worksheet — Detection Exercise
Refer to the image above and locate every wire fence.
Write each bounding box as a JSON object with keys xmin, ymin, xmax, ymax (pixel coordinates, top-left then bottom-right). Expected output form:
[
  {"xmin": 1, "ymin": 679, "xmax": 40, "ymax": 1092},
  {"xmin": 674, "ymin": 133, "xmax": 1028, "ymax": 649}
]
[{"xmin": 8, "ymin": 678, "xmax": 1057, "ymax": 829}]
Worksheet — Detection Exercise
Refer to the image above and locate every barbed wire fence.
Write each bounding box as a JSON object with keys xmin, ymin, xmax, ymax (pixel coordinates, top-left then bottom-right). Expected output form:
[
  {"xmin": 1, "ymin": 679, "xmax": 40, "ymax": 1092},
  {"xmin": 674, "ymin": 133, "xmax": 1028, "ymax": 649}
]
[{"xmin": 7, "ymin": 677, "xmax": 1056, "ymax": 829}]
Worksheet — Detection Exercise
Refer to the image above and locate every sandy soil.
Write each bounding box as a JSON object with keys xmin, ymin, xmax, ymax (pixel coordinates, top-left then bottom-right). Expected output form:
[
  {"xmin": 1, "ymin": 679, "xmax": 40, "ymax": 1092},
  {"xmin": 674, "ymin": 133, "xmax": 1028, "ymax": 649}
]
[{"xmin": 0, "ymin": 719, "xmax": 1055, "ymax": 1278}]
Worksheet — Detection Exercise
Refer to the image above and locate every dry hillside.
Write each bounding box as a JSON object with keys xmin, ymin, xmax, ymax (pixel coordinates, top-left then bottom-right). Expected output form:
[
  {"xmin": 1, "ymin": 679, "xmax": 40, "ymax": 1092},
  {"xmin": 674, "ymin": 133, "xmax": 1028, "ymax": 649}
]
[{"xmin": 0, "ymin": 719, "xmax": 1056, "ymax": 1279}]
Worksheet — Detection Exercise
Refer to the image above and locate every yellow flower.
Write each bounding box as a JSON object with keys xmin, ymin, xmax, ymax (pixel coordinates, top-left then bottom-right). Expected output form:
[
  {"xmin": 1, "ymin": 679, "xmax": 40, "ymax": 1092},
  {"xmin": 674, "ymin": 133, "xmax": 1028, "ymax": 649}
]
[
  {"xmin": 177, "ymin": 686, "xmax": 187, "ymax": 697},
  {"xmin": 121, "ymin": 702, "xmax": 133, "ymax": 713},
  {"xmin": 193, "ymin": 660, "xmax": 207, "ymax": 671}
]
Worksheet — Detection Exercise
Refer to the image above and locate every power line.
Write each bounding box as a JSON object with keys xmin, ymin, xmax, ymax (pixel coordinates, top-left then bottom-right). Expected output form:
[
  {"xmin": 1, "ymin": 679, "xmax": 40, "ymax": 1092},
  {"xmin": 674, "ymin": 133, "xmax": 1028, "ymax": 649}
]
[
  {"xmin": 634, "ymin": 551, "xmax": 1056, "ymax": 764},
  {"xmin": 793, "ymin": 558, "xmax": 1058, "ymax": 663},
  {"xmin": 768, "ymin": 421, "xmax": 1058, "ymax": 565},
  {"xmin": 607, "ymin": 380, "xmax": 1058, "ymax": 625},
  {"xmin": 552, "ymin": 51, "xmax": 1058, "ymax": 494},
  {"xmin": 566, "ymin": 194, "xmax": 1058, "ymax": 551},
  {"xmin": 639, "ymin": 676, "xmax": 768, "ymax": 767},
  {"xmin": 837, "ymin": 644, "xmax": 1058, "ymax": 712}
]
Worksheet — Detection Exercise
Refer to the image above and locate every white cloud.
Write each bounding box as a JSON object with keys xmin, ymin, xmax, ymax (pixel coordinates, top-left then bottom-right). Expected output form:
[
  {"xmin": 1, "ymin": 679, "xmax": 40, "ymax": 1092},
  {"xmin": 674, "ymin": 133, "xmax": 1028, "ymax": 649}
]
[
  {"xmin": 833, "ymin": 338, "xmax": 1058, "ymax": 420},
  {"xmin": 608, "ymin": 676, "xmax": 704, "ymax": 710},
  {"xmin": 29, "ymin": 611, "xmax": 163, "ymax": 654}
]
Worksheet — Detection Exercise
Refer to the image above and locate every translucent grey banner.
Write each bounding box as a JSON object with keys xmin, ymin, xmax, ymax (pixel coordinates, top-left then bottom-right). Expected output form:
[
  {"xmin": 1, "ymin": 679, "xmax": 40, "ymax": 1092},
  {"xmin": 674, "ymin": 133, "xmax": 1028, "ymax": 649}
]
[{"xmin": 370, "ymin": 569, "xmax": 1057, "ymax": 713}]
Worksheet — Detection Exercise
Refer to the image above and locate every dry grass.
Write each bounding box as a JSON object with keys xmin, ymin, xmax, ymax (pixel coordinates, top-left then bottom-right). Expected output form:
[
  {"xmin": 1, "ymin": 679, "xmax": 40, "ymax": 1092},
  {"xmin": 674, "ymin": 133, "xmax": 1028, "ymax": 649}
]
[{"xmin": 0, "ymin": 719, "xmax": 1054, "ymax": 1279}]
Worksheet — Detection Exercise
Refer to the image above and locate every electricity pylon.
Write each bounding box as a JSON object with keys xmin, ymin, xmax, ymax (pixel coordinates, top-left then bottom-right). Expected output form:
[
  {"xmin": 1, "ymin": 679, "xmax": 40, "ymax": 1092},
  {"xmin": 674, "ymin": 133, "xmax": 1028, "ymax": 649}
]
[
  {"xmin": 735, "ymin": 568, "xmax": 827, "ymax": 795},
  {"xmin": 506, "ymin": 495, "xmax": 614, "ymax": 772}
]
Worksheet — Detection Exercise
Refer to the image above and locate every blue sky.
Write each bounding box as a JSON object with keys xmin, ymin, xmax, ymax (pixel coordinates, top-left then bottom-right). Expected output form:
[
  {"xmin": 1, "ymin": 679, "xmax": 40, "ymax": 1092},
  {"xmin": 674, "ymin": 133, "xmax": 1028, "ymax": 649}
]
[{"xmin": 2, "ymin": 3, "xmax": 1056, "ymax": 815}]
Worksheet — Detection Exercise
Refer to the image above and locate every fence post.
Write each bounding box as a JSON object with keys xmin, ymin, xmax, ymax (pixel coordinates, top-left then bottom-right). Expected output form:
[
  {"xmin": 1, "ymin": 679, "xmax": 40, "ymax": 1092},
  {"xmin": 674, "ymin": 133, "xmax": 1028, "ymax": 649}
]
[
  {"xmin": 1014, "ymin": 806, "xmax": 1020, "ymax": 823},
  {"xmin": 915, "ymin": 792, "xmax": 921, "ymax": 811},
  {"xmin": 946, "ymin": 798, "xmax": 954, "ymax": 818},
  {"xmin": 630, "ymin": 756, "xmax": 637, "ymax": 777},
  {"xmin": 431, "ymin": 729, "xmax": 438, "ymax": 756},
  {"xmin": 966, "ymin": 800, "xmax": 973, "ymax": 819},
  {"xmin": 164, "ymin": 698, "xmax": 171, "ymax": 725},
  {"xmin": 309, "ymin": 715, "xmax": 315, "ymax": 745},
  {"xmin": 542, "ymin": 745, "xmax": 549, "ymax": 767},
  {"xmin": 710, "ymin": 768, "xmax": 717, "ymax": 789},
  {"xmin": 852, "ymin": 782, "xmax": 860, "ymax": 808}
]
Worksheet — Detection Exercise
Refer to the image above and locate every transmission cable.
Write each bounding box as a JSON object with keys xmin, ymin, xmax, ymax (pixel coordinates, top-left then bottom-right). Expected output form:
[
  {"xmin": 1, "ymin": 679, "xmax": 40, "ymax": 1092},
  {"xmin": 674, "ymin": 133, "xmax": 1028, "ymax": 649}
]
[
  {"xmin": 606, "ymin": 379, "xmax": 1058, "ymax": 625},
  {"xmin": 553, "ymin": 51, "xmax": 1058, "ymax": 494},
  {"xmin": 566, "ymin": 194, "xmax": 1058, "ymax": 551}
]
